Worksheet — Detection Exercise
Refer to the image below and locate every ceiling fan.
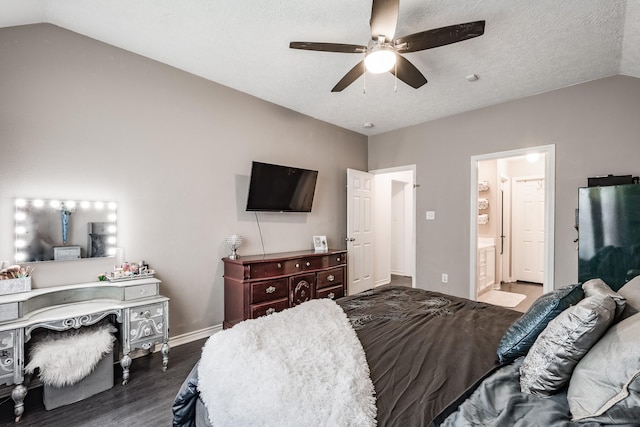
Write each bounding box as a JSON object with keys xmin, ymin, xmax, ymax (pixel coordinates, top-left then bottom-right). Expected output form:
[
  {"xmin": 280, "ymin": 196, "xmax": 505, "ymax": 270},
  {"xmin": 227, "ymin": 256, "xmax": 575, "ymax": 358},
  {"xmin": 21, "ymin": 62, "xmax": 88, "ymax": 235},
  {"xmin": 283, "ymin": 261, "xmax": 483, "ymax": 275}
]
[{"xmin": 289, "ymin": 0, "xmax": 485, "ymax": 92}]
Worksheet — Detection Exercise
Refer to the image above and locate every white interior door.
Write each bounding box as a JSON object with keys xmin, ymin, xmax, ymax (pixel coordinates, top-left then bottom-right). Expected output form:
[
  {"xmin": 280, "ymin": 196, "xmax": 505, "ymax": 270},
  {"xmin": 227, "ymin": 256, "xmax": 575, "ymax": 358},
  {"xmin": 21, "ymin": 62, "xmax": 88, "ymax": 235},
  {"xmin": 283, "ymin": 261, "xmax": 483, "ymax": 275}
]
[
  {"xmin": 513, "ymin": 177, "xmax": 545, "ymax": 283},
  {"xmin": 347, "ymin": 169, "xmax": 375, "ymax": 295},
  {"xmin": 500, "ymin": 177, "xmax": 513, "ymax": 283}
]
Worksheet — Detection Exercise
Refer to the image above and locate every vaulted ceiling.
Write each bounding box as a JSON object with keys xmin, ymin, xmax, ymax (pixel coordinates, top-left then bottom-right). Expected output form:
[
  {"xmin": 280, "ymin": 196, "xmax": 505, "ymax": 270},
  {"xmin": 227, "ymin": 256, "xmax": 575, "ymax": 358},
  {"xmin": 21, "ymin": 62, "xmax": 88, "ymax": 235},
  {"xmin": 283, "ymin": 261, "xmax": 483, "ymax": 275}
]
[{"xmin": 1, "ymin": 0, "xmax": 639, "ymax": 135}]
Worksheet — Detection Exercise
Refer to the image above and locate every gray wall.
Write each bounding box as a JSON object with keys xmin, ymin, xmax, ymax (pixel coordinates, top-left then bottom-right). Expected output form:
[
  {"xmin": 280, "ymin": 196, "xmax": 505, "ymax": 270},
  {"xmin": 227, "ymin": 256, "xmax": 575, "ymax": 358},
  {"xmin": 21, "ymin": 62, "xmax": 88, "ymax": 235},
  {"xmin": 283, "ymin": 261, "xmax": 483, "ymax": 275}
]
[
  {"xmin": 0, "ymin": 24, "xmax": 367, "ymax": 337},
  {"xmin": 369, "ymin": 75, "xmax": 640, "ymax": 297}
]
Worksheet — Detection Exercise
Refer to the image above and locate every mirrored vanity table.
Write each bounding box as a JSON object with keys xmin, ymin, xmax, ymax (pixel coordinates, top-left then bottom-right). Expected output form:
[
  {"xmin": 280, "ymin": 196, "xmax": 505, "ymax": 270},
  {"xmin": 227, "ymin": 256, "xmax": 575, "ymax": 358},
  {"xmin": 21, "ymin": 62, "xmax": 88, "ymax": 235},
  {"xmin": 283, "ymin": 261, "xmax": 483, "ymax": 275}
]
[{"xmin": 0, "ymin": 278, "xmax": 169, "ymax": 422}]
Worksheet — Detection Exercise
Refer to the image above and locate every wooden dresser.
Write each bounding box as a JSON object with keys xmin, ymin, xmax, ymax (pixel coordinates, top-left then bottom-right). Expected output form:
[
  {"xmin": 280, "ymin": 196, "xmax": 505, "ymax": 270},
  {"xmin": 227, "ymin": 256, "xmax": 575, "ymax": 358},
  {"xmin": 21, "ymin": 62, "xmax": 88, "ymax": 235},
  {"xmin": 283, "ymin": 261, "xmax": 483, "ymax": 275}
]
[{"xmin": 223, "ymin": 249, "xmax": 347, "ymax": 328}]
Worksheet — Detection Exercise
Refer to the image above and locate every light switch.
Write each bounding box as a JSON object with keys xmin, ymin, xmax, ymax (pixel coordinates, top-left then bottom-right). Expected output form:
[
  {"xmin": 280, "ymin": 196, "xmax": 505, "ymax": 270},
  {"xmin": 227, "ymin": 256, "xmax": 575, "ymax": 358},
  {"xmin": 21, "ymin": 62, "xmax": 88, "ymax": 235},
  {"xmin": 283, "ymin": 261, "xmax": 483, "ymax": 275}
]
[{"xmin": 426, "ymin": 211, "xmax": 435, "ymax": 220}]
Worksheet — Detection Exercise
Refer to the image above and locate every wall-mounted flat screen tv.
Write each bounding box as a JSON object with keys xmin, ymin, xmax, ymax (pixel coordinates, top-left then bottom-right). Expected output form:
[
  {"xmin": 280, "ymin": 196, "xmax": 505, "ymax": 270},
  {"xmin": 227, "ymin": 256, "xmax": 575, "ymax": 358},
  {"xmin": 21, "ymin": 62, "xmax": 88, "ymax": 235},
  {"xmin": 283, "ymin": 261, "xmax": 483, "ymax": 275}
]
[{"xmin": 246, "ymin": 161, "xmax": 318, "ymax": 212}]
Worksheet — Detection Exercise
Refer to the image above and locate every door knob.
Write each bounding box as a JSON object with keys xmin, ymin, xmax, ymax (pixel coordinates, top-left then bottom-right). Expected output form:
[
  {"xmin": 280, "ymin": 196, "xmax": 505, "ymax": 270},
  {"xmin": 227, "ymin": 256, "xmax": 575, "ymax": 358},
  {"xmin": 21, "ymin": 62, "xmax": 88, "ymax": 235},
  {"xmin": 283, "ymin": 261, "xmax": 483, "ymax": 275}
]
[{"xmin": 345, "ymin": 237, "xmax": 356, "ymax": 242}]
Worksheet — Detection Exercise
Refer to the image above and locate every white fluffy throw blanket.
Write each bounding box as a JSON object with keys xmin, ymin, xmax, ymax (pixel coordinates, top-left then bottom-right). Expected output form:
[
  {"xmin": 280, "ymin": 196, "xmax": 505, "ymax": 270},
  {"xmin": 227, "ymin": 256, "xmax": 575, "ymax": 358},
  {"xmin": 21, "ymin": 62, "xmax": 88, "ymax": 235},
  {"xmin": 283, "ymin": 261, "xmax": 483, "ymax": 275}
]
[
  {"xmin": 198, "ymin": 299, "xmax": 377, "ymax": 427},
  {"xmin": 25, "ymin": 323, "xmax": 117, "ymax": 387}
]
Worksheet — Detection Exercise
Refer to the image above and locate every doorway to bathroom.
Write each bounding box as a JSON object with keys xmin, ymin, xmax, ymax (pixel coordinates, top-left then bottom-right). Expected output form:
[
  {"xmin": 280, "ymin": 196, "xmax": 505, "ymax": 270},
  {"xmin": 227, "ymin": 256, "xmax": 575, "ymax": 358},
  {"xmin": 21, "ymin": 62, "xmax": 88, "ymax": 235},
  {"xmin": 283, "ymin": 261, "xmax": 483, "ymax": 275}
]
[{"xmin": 470, "ymin": 146, "xmax": 555, "ymax": 311}]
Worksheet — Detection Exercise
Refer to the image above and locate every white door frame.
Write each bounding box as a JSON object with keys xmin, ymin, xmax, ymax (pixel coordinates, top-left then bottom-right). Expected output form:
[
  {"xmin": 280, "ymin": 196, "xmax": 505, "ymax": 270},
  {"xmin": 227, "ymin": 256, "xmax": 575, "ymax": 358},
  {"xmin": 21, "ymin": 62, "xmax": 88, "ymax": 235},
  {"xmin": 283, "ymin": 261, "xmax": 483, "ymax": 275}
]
[
  {"xmin": 370, "ymin": 165, "xmax": 417, "ymax": 288},
  {"xmin": 469, "ymin": 146, "xmax": 555, "ymax": 300}
]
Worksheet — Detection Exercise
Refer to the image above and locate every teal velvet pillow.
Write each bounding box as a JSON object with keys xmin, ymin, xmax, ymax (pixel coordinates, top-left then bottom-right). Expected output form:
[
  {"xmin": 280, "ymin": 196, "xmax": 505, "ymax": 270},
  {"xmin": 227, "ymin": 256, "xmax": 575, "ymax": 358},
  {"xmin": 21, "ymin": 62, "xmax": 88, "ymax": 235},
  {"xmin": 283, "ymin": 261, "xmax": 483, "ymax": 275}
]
[{"xmin": 496, "ymin": 283, "xmax": 584, "ymax": 363}]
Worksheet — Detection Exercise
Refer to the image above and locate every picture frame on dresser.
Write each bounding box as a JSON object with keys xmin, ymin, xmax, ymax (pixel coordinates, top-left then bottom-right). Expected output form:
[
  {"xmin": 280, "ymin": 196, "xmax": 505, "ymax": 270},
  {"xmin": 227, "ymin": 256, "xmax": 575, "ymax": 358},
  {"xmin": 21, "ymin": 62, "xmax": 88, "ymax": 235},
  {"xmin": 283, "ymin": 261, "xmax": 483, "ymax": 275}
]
[{"xmin": 313, "ymin": 236, "xmax": 328, "ymax": 252}]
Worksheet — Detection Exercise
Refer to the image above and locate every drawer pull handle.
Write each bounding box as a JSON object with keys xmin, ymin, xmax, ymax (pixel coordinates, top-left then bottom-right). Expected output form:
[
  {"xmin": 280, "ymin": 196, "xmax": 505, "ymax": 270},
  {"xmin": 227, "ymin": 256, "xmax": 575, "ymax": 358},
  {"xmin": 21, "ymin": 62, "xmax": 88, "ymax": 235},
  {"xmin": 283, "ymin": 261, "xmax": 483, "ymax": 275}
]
[
  {"xmin": 327, "ymin": 275, "xmax": 335, "ymax": 282},
  {"xmin": 295, "ymin": 263, "xmax": 300, "ymax": 268},
  {"xmin": 141, "ymin": 310, "xmax": 151, "ymax": 319},
  {"xmin": 266, "ymin": 286, "xmax": 276, "ymax": 294},
  {"xmin": 143, "ymin": 327, "xmax": 152, "ymax": 337},
  {"xmin": 328, "ymin": 292, "xmax": 335, "ymax": 299},
  {"xmin": 306, "ymin": 262, "xmax": 311, "ymax": 267},
  {"xmin": 277, "ymin": 263, "xmax": 282, "ymax": 268},
  {"xmin": 336, "ymin": 257, "xmax": 341, "ymax": 262},
  {"xmin": 266, "ymin": 308, "xmax": 276, "ymax": 315}
]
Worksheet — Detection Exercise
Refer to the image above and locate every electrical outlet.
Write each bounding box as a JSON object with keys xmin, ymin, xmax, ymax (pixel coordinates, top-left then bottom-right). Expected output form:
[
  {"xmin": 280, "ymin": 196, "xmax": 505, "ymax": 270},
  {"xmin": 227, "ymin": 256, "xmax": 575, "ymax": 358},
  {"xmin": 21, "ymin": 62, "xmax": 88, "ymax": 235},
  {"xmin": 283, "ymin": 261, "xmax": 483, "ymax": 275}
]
[
  {"xmin": 426, "ymin": 211, "xmax": 435, "ymax": 220},
  {"xmin": 441, "ymin": 273, "xmax": 448, "ymax": 283}
]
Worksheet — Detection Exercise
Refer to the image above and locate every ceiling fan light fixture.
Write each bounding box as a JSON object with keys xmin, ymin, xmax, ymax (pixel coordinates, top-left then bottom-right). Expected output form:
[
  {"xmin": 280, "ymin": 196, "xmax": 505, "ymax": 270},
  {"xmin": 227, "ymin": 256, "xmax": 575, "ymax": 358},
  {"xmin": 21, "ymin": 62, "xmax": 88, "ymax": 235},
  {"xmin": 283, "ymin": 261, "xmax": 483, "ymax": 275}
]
[{"xmin": 364, "ymin": 46, "xmax": 396, "ymax": 74}]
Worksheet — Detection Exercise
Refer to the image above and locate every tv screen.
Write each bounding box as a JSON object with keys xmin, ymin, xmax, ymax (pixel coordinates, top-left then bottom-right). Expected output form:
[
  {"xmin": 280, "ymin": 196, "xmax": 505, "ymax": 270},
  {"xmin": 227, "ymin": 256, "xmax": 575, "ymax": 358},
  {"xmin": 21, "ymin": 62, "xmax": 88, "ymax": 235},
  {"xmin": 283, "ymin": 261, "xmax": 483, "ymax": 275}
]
[{"xmin": 246, "ymin": 162, "xmax": 318, "ymax": 212}]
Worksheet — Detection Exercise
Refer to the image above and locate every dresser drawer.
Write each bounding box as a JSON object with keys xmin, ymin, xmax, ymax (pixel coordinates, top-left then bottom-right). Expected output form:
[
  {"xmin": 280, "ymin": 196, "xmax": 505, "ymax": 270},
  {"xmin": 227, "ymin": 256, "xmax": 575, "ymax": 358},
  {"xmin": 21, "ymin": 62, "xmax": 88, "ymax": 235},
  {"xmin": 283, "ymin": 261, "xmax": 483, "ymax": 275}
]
[
  {"xmin": 317, "ymin": 267, "xmax": 344, "ymax": 289},
  {"xmin": 124, "ymin": 283, "xmax": 158, "ymax": 300},
  {"xmin": 130, "ymin": 303, "xmax": 164, "ymax": 324},
  {"xmin": 250, "ymin": 298, "xmax": 288, "ymax": 319},
  {"xmin": 328, "ymin": 253, "xmax": 346, "ymax": 266},
  {"xmin": 316, "ymin": 284, "xmax": 344, "ymax": 301},
  {"xmin": 250, "ymin": 279, "xmax": 288, "ymax": 304},
  {"xmin": 249, "ymin": 261, "xmax": 287, "ymax": 279},
  {"xmin": 0, "ymin": 303, "xmax": 19, "ymax": 323},
  {"xmin": 284, "ymin": 256, "xmax": 326, "ymax": 273},
  {"xmin": 130, "ymin": 303, "xmax": 165, "ymax": 346}
]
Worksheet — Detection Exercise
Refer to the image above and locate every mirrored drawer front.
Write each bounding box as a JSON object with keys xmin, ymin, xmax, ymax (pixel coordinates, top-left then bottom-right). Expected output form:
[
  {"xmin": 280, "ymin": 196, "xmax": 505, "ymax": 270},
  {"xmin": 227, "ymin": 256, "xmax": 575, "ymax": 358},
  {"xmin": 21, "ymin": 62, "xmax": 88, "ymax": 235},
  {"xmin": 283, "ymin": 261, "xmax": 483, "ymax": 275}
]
[
  {"xmin": 0, "ymin": 303, "xmax": 19, "ymax": 323},
  {"xmin": 250, "ymin": 298, "xmax": 288, "ymax": 319},
  {"xmin": 0, "ymin": 331, "xmax": 15, "ymax": 385},
  {"xmin": 317, "ymin": 267, "xmax": 344, "ymax": 289},
  {"xmin": 316, "ymin": 284, "xmax": 344, "ymax": 301},
  {"xmin": 130, "ymin": 303, "xmax": 165, "ymax": 345},
  {"xmin": 124, "ymin": 283, "xmax": 158, "ymax": 300},
  {"xmin": 131, "ymin": 303, "xmax": 164, "ymax": 323},
  {"xmin": 250, "ymin": 279, "xmax": 288, "ymax": 305}
]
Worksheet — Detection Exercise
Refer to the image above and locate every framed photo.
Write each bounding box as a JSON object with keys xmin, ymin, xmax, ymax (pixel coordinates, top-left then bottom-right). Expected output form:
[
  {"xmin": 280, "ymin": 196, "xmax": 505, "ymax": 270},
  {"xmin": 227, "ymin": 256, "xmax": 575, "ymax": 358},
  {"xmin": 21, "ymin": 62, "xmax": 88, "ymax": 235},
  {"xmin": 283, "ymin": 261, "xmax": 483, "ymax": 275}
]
[{"xmin": 313, "ymin": 235, "xmax": 328, "ymax": 252}]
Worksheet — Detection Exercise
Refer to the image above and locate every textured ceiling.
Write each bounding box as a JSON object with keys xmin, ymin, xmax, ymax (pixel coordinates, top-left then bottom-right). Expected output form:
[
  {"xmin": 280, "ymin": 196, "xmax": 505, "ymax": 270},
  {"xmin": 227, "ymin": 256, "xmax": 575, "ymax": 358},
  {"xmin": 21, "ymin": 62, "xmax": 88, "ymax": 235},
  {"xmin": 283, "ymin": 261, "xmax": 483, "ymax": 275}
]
[{"xmin": 1, "ymin": 0, "xmax": 639, "ymax": 135}]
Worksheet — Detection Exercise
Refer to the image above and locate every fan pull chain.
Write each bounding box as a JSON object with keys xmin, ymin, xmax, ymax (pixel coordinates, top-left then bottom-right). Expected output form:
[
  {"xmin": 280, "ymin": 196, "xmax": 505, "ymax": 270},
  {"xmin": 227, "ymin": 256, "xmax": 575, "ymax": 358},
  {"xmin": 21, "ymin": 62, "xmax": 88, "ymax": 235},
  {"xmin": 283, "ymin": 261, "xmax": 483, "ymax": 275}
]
[
  {"xmin": 363, "ymin": 65, "xmax": 367, "ymax": 94},
  {"xmin": 394, "ymin": 59, "xmax": 398, "ymax": 93}
]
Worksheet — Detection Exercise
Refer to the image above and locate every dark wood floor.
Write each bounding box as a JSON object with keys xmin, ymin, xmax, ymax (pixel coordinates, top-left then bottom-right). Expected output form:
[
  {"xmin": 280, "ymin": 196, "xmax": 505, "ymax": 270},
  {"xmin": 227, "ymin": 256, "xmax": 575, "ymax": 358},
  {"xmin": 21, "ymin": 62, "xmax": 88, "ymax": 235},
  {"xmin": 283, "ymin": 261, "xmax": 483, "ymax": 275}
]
[
  {"xmin": 500, "ymin": 281, "xmax": 543, "ymax": 313},
  {"xmin": 0, "ymin": 338, "xmax": 206, "ymax": 427}
]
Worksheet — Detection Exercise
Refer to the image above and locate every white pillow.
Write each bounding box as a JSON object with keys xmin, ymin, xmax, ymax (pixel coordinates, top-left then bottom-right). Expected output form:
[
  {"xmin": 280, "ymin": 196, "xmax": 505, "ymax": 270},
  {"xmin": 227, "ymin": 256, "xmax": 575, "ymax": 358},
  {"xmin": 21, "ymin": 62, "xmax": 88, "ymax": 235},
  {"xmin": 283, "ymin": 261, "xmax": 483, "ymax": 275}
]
[
  {"xmin": 618, "ymin": 275, "xmax": 640, "ymax": 319},
  {"xmin": 567, "ymin": 313, "xmax": 640, "ymax": 423}
]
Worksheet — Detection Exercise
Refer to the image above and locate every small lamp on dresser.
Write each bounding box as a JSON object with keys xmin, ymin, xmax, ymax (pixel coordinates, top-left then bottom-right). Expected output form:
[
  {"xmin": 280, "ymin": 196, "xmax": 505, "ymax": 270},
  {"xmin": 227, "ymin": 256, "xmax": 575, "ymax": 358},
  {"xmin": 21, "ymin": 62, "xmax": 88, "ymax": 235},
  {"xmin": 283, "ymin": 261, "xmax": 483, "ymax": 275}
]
[{"xmin": 224, "ymin": 234, "xmax": 244, "ymax": 260}]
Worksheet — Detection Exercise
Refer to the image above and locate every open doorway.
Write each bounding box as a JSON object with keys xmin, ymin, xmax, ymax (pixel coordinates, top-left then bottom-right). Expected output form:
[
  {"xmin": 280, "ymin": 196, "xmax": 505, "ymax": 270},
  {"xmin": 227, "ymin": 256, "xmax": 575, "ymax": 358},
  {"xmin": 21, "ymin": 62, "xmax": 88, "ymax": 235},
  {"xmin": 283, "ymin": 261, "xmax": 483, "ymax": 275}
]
[
  {"xmin": 470, "ymin": 146, "xmax": 555, "ymax": 310},
  {"xmin": 372, "ymin": 165, "xmax": 416, "ymax": 288}
]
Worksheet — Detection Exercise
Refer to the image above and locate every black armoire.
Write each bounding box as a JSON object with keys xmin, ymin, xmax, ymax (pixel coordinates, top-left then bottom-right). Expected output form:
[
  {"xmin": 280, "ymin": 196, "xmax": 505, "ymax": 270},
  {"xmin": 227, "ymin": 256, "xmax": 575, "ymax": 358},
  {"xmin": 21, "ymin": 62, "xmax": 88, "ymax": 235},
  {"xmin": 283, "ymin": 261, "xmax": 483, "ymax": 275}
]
[{"xmin": 578, "ymin": 183, "xmax": 640, "ymax": 291}]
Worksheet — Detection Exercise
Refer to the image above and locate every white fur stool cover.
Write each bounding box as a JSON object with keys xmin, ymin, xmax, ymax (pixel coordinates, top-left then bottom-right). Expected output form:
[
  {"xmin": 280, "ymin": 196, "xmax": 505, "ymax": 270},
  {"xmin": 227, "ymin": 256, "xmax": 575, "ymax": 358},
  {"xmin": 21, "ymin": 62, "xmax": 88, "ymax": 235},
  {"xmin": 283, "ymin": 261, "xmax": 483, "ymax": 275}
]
[{"xmin": 25, "ymin": 322, "xmax": 117, "ymax": 387}]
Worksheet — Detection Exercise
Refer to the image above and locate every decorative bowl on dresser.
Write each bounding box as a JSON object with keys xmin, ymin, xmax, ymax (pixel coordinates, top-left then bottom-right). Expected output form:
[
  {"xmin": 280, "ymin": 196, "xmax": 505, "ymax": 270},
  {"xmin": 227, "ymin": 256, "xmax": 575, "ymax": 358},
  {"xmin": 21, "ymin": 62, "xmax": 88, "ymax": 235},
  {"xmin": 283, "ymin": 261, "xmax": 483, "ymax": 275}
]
[{"xmin": 222, "ymin": 249, "xmax": 347, "ymax": 329}]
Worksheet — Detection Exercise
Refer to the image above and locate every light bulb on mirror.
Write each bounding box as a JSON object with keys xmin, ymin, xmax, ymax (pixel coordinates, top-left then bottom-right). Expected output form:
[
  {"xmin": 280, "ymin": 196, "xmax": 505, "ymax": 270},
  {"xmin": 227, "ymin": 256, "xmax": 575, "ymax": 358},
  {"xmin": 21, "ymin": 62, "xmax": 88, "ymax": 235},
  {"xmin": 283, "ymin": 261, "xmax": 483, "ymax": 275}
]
[{"xmin": 225, "ymin": 234, "xmax": 244, "ymax": 260}]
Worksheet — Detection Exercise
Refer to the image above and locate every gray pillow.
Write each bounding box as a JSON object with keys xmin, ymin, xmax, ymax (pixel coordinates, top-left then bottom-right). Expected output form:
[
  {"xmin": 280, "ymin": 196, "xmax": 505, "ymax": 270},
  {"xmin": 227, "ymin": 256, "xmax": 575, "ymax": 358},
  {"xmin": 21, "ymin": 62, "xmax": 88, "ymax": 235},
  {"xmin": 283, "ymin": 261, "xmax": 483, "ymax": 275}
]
[
  {"xmin": 496, "ymin": 284, "xmax": 584, "ymax": 363},
  {"xmin": 582, "ymin": 278, "xmax": 626, "ymax": 320},
  {"xmin": 567, "ymin": 313, "xmax": 640, "ymax": 423},
  {"xmin": 519, "ymin": 293, "xmax": 616, "ymax": 396},
  {"xmin": 618, "ymin": 275, "xmax": 640, "ymax": 320}
]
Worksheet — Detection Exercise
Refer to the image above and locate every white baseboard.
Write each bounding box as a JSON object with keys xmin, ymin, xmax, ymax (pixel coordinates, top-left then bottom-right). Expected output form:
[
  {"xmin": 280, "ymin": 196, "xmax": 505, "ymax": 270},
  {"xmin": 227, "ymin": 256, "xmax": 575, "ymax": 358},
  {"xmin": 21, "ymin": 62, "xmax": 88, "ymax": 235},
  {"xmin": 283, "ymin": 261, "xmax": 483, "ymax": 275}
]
[
  {"xmin": 375, "ymin": 278, "xmax": 390, "ymax": 287},
  {"xmin": 152, "ymin": 324, "xmax": 222, "ymax": 352}
]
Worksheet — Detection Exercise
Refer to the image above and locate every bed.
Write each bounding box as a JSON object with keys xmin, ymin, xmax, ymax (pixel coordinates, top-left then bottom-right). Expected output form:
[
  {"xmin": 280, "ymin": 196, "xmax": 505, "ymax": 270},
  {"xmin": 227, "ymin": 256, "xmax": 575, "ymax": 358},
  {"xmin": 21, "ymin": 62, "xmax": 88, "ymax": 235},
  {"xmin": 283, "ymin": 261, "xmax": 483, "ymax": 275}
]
[
  {"xmin": 172, "ymin": 279, "xmax": 640, "ymax": 427},
  {"xmin": 173, "ymin": 285, "xmax": 521, "ymax": 426}
]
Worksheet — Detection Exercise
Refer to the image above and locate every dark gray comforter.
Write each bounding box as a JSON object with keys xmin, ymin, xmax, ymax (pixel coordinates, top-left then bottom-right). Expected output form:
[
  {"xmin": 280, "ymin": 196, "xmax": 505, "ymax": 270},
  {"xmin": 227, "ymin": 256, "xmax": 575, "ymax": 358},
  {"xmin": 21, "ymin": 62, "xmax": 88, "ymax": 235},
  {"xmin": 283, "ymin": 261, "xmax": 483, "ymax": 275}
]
[
  {"xmin": 437, "ymin": 357, "xmax": 639, "ymax": 427},
  {"xmin": 173, "ymin": 285, "xmax": 522, "ymax": 427}
]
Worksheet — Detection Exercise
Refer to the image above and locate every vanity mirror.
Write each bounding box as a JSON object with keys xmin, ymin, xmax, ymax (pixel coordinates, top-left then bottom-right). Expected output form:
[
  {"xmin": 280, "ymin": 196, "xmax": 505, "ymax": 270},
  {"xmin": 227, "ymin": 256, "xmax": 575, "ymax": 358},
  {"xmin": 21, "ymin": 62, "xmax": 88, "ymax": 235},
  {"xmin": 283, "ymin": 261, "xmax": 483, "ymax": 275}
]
[{"xmin": 14, "ymin": 199, "xmax": 117, "ymax": 262}]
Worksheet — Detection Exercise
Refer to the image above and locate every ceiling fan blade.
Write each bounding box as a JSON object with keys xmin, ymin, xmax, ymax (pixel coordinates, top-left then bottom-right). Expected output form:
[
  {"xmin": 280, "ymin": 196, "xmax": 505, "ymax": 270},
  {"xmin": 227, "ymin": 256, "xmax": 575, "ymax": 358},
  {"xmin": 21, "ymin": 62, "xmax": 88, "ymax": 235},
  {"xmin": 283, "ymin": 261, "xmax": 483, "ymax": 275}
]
[
  {"xmin": 395, "ymin": 20, "xmax": 485, "ymax": 53},
  {"xmin": 331, "ymin": 61, "xmax": 366, "ymax": 92},
  {"xmin": 370, "ymin": 0, "xmax": 399, "ymax": 41},
  {"xmin": 290, "ymin": 41, "xmax": 366, "ymax": 54},
  {"xmin": 390, "ymin": 55, "xmax": 427, "ymax": 89}
]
